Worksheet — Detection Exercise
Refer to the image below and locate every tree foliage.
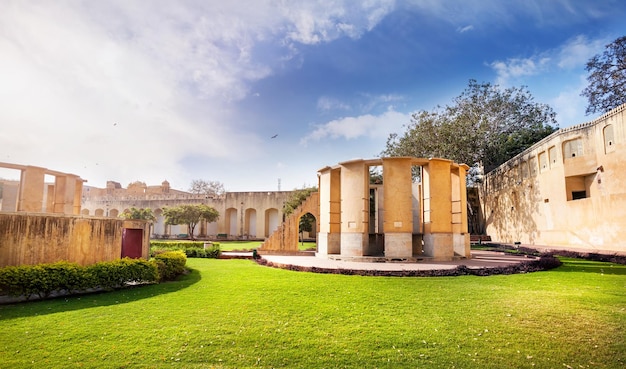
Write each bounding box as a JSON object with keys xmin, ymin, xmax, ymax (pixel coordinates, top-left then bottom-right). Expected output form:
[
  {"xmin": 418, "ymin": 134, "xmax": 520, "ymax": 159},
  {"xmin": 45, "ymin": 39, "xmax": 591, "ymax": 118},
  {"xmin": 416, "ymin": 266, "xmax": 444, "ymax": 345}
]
[
  {"xmin": 383, "ymin": 80, "xmax": 558, "ymax": 173},
  {"xmin": 283, "ymin": 187, "xmax": 317, "ymax": 216},
  {"xmin": 119, "ymin": 207, "xmax": 156, "ymax": 221},
  {"xmin": 188, "ymin": 179, "xmax": 225, "ymax": 198},
  {"xmin": 163, "ymin": 204, "xmax": 219, "ymax": 240},
  {"xmin": 581, "ymin": 36, "xmax": 626, "ymax": 115}
]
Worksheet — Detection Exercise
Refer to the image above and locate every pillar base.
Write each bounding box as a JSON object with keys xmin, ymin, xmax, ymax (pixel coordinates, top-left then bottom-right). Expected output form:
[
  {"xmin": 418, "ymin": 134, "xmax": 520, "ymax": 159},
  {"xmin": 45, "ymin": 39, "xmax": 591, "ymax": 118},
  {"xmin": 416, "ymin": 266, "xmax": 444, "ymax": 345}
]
[
  {"xmin": 384, "ymin": 233, "xmax": 412, "ymax": 258},
  {"xmin": 317, "ymin": 232, "xmax": 341, "ymax": 256},
  {"xmin": 340, "ymin": 233, "xmax": 368, "ymax": 257},
  {"xmin": 423, "ymin": 233, "xmax": 454, "ymax": 261}
]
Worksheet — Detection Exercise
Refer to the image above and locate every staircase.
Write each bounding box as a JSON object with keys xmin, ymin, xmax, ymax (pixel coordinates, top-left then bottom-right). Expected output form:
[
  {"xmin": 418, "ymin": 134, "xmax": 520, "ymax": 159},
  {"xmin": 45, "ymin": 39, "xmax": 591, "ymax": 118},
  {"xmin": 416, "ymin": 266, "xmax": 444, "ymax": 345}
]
[{"xmin": 260, "ymin": 192, "xmax": 319, "ymax": 253}]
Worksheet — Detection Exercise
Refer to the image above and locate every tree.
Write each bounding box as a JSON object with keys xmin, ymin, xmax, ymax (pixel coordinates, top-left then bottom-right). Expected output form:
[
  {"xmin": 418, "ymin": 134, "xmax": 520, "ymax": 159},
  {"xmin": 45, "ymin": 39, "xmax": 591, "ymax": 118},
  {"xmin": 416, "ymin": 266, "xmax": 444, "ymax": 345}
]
[
  {"xmin": 282, "ymin": 186, "xmax": 317, "ymax": 216},
  {"xmin": 383, "ymin": 80, "xmax": 557, "ymax": 174},
  {"xmin": 581, "ymin": 36, "xmax": 626, "ymax": 115},
  {"xmin": 163, "ymin": 204, "xmax": 219, "ymax": 240},
  {"xmin": 119, "ymin": 207, "xmax": 156, "ymax": 221},
  {"xmin": 189, "ymin": 179, "xmax": 225, "ymax": 198},
  {"xmin": 299, "ymin": 213, "xmax": 315, "ymax": 245}
]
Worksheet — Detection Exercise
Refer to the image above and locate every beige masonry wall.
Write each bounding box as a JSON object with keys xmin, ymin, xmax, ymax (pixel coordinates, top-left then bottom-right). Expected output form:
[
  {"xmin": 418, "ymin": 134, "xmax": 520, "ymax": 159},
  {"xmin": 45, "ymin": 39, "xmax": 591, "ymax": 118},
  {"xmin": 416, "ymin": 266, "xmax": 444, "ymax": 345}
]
[
  {"xmin": 482, "ymin": 103, "xmax": 626, "ymax": 253},
  {"xmin": 0, "ymin": 213, "xmax": 150, "ymax": 267}
]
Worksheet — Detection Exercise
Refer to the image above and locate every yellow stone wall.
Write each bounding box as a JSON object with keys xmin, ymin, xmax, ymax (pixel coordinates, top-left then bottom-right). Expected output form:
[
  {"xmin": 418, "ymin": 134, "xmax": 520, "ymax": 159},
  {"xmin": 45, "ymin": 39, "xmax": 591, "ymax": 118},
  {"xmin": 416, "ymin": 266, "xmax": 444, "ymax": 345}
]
[{"xmin": 482, "ymin": 103, "xmax": 626, "ymax": 253}]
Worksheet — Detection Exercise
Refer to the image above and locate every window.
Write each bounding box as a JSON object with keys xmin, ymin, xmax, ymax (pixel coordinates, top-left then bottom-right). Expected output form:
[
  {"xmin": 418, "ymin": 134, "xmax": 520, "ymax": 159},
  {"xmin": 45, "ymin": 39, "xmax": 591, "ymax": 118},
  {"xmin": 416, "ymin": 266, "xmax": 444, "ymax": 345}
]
[
  {"xmin": 538, "ymin": 151, "xmax": 548, "ymax": 172},
  {"xmin": 563, "ymin": 138, "xmax": 583, "ymax": 159},
  {"xmin": 565, "ymin": 175, "xmax": 593, "ymax": 201},
  {"xmin": 529, "ymin": 157, "xmax": 538, "ymax": 176},
  {"xmin": 604, "ymin": 125, "xmax": 615, "ymax": 154},
  {"xmin": 548, "ymin": 146, "xmax": 557, "ymax": 167}
]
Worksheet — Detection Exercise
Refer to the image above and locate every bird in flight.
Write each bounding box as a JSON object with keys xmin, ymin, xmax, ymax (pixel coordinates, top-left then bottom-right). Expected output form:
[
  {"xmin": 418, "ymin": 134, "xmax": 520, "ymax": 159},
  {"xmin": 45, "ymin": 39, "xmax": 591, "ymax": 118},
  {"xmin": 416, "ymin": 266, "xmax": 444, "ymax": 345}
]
[{"xmin": 271, "ymin": 134, "xmax": 278, "ymax": 139}]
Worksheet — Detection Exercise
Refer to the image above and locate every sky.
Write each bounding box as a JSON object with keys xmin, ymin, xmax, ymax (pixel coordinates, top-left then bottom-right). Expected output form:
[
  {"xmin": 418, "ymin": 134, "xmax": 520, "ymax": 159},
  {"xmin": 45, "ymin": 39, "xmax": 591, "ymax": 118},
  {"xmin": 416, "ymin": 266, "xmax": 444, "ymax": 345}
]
[{"xmin": 1, "ymin": 0, "xmax": 625, "ymax": 192}]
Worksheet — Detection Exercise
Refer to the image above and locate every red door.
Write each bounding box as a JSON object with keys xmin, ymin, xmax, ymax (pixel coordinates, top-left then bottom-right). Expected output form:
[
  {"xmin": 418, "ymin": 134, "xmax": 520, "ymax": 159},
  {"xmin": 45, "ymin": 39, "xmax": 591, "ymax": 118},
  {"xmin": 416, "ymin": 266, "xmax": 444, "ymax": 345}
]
[{"xmin": 121, "ymin": 228, "xmax": 143, "ymax": 258}]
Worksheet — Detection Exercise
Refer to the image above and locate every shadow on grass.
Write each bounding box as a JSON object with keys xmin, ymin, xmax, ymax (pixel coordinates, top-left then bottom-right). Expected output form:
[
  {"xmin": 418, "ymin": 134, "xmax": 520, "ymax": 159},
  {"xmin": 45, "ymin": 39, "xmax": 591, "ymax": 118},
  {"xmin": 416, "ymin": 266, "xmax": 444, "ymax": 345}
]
[{"xmin": 0, "ymin": 267, "xmax": 201, "ymax": 320}]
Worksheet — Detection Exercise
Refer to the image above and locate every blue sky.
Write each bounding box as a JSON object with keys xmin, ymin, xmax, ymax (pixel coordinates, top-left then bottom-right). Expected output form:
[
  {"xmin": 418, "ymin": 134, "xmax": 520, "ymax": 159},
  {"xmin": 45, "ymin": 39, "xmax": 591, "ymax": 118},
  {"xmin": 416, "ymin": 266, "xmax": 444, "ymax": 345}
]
[{"xmin": 1, "ymin": 1, "xmax": 625, "ymax": 192}]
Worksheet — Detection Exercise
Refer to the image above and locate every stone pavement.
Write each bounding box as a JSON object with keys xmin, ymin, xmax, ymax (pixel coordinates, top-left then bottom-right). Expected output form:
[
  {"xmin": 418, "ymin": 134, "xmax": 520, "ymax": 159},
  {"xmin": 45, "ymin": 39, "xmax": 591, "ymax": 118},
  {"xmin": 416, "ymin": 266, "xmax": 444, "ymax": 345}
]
[{"xmin": 259, "ymin": 250, "xmax": 534, "ymax": 272}]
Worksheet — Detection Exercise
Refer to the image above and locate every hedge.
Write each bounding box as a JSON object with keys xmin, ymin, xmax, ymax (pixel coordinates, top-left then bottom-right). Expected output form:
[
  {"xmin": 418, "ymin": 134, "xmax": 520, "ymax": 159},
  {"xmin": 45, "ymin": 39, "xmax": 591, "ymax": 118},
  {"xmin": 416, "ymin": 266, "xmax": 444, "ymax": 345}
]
[
  {"xmin": 152, "ymin": 251, "xmax": 187, "ymax": 282},
  {"xmin": 150, "ymin": 242, "xmax": 221, "ymax": 259},
  {"xmin": 0, "ymin": 255, "xmax": 187, "ymax": 300}
]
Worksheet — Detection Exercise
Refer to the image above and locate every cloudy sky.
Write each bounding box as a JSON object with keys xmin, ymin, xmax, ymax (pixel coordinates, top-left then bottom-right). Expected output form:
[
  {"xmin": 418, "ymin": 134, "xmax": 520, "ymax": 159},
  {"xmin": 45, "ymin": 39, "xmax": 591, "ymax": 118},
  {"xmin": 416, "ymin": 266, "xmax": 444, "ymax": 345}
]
[{"xmin": 1, "ymin": 1, "xmax": 625, "ymax": 192}]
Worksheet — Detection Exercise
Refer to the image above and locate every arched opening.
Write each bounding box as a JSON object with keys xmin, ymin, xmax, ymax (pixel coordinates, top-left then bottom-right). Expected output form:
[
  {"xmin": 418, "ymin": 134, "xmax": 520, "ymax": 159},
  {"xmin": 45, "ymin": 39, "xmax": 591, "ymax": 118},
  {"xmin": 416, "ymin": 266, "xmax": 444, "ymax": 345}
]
[
  {"xmin": 298, "ymin": 212, "xmax": 317, "ymax": 251},
  {"xmin": 95, "ymin": 208, "xmax": 104, "ymax": 217},
  {"xmin": 245, "ymin": 208, "xmax": 257, "ymax": 238},
  {"xmin": 109, "ymin": 209, "xmax": 119, "ymax": 218},
  {"xmin": 153, "ymin": 208, "xmax": 165, "ymax": 237},
  {"xmin": 265, "ymin": 208, "xmax": 279, "ymax": 237},
  {"xmin": 225, "ymin": 207, "xmax": 237, "ymax": 237},
  {"xmin": 81, "ymin": 209, "xmax": 90, "ymax": 215}
]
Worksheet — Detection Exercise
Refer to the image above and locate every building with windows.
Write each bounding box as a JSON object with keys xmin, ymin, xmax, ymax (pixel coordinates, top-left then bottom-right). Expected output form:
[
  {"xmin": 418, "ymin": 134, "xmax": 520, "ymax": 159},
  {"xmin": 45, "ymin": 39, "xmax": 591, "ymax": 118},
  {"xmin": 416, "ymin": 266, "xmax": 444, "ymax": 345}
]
[{"xmin": 481, "ymin": 104, "xmax": 626, "ymax": 253}]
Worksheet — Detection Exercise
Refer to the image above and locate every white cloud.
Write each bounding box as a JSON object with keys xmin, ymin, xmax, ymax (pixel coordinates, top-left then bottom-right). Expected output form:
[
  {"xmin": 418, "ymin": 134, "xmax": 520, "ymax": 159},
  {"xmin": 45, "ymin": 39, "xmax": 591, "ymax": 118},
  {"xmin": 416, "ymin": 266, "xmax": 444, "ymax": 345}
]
[
  {"xmin": 300, "ymin": 109, "xmax": 408, "ymax": 145},
  {"xmin": 317, "ymin": 96, "xmax": 352, "ymax": 112},
  {"xmin": 489, "ymin": 34, "xmax": 611, "ymax": 86},
  {"xmin": 557, "ymin": 35, "xmax": 609, "ymax": 69},
  {"xmin": 0, "ymin": 1, "xmax": 397, "ymax": 188},
  {"xmin": 457, "ymin": 25, "xmax": 474, "ymax": 33}
]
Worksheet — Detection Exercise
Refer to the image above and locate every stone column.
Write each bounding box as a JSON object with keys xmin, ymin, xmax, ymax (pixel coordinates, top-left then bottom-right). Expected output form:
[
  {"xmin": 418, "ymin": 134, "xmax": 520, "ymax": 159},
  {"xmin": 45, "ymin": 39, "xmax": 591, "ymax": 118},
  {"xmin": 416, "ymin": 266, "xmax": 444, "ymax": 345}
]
[
  {"xmin": 422, "ymin": 159, "xmax": 454, "ymax": 260},
  {"xmin": 53, "ymin": 174, "xmax": 79, "ymax": 214},
  {"xmin": 18, "ymin": 166, "xmax": 46, "ymax": 212},
  {"xmin": 339, "ymin": 159, "xmax": 369, "ymax": 257},
  {"xmin": 452, "ymin": 165, "xmax": 471, "ymax": 257},
  {"xmin": 382, "ymin": 157, "xmax": 413, "ymax": 258},
  {"xmin": 317, "ymin": 166, "xmax": 341, "ymax": 256}
]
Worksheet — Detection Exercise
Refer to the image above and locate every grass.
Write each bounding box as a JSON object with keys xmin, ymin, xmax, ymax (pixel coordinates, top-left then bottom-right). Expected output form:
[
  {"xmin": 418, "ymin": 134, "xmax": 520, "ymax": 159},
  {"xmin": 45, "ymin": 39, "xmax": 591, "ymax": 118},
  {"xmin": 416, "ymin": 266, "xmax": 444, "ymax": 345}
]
[{"xmin": 1, "ymin": 257, "xmax": 624, "ymax": 368}]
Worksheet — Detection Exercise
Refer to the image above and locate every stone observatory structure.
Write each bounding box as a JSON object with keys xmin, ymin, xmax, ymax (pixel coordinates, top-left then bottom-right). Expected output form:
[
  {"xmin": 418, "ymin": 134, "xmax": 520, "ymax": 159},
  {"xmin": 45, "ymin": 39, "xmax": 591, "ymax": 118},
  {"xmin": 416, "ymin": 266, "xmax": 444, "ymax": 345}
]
[{"xmin": 316, "ymin": 157, "xmax": 470, "ymax": 262}]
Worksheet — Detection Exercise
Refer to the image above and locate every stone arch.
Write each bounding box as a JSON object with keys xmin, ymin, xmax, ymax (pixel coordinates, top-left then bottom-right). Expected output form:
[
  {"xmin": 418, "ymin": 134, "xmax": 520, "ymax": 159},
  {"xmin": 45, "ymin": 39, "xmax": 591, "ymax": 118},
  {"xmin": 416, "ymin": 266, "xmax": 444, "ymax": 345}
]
[
  {"xmin": 109, "ymin": 209, "xmax": 119, "ymax": 218},
  {"xmin": 297, "ymin": 211, "xmax": 318, "ymax": 249},
  {"xmin": 244, "ymin": 208, "xmax": 257, "ymax": 237},
  {"xmin": 264, "ymin": 208, "xmax": 279, "ymax": 237},
  {"xmin": 225, "ymin": 207, "xmax": 237, "ymax": 236},
  {"xmin": 153, "ymin": 208, "xmax": 165, "ymax": 237},
  {"xmin": 95, "ymin": 208, "xmax": 104, "ymax": 217},
  {"xmin": 81, "ymin": 209, "xmax": 90, "ymax": 215}
]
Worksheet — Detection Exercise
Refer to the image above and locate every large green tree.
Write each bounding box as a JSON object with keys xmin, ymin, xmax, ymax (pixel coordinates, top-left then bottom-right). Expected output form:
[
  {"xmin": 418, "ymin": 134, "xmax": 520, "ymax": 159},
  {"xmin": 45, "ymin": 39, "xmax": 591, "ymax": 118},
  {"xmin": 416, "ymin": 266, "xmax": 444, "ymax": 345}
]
[
  {"xmin": 282, "ymin": 187, "xmax": 317, "ymax": 216},
  {"xmin": 163, "ymin": 204, "xmax": 219, "ymax": 240},
  {"xmin": 383, "ymin": 80, "xmax": 558, "ymax": 174},
  {"xmin": 120, "ymin": 207, "xmax": 156, "ymax": 221},
  {"xmin": 581, "ymin": 36, "xmax": 626, "ymax": 115}
]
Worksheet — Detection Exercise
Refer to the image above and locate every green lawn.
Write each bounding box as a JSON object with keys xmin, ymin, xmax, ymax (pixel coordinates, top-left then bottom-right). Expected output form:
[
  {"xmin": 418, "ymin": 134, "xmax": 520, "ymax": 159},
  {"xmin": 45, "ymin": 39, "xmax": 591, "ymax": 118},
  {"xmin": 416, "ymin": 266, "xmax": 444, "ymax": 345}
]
[
  {"xmin": 217, "ymin": 241, "xmax": 316, "ymax": 252},
  {"xmin": 1, "ymin": 258, "xmax": 624, "ymax": 368}
]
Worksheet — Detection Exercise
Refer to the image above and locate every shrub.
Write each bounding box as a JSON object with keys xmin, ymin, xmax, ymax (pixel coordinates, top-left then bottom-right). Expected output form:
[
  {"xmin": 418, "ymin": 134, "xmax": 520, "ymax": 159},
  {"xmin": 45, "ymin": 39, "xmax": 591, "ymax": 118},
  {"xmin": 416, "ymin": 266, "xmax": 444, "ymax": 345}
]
[
  {"xmin": 150, "ymin": 242, "xmax": 221, "ymax": 259},
  {"xmin": 89, "ymin": 258, "xmax": 159, "ymax": 290},
  {"xmin": 153, "ymin": 251, "xmax": 187, "ymax": 281},
  {"xmin": 0, "ymin": 259, "xmax": 160, "ymax": 299}
]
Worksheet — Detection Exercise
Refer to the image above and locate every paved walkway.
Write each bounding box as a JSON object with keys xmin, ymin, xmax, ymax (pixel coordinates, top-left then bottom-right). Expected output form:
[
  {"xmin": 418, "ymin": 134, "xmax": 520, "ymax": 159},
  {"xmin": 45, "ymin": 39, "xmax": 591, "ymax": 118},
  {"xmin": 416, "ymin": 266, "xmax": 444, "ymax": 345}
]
[{"xmin": 260, "ymin": 250, "xmax": 534, "ymax": 271}]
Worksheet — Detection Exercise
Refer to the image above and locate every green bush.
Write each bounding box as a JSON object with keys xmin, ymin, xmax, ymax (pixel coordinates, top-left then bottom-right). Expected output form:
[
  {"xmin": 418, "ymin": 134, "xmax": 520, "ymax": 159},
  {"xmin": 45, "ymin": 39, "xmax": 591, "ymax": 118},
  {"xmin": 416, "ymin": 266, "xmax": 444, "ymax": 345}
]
[
  {"xmin": 0, "ymin": 262, "xmax": 90, "ymax": 299},
  {"xmin": 153, "ymin": 251, "xmax": 187, "ymax": 281},
  {"xmin": 89, "ymin": 258, "xmax": 159, "ymax": 290},
  {"xmin": 0, "ymin": 258, "xmax": 160, "ymax": 299},
  {"xmin": 150, "ymin": 242, "xmax": 221, "ymax": 259},
  {"xmin": 150, "ymin": 241, "xmax": 213, "ymax": 250}
]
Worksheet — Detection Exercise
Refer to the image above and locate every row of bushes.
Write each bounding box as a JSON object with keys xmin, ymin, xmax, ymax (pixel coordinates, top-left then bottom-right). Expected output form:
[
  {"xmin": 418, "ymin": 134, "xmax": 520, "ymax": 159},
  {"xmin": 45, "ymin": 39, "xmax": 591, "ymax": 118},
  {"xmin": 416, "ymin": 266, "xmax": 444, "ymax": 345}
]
[
  {"xmin": 0, "ymin": 251, "xmax": 187, "ymax": 300},
  {"xmin": 150, "ymin": 241, "xmax": 219, "ymax": 250},
  {"xmin": 150, "ymin": 241, "xmax": 221, "ymax": 259}
]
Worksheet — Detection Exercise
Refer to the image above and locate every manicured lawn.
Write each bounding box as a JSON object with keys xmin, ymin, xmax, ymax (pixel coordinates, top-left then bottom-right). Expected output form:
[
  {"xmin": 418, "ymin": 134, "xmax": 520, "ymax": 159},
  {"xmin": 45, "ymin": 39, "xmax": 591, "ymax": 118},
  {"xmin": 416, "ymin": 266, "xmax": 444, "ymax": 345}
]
[
  {"xmin": 218, "ymin": 241, "xmax": 316, "ymax": 251},
  {"xmin": 0, "ymin": 258, "xmax": 624, "ymax": 368}
]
